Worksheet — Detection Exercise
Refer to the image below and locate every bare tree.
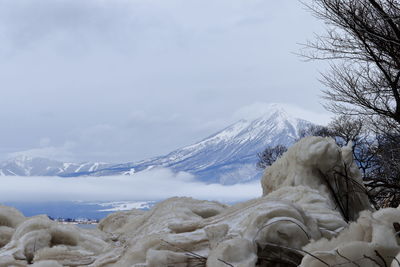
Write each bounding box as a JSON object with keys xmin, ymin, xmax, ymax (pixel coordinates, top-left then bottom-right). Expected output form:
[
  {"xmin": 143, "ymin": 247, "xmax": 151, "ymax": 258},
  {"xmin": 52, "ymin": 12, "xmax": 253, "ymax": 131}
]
[
  {"xmin": 364, "ymin": 133, "xmax": 400, "ymax": 208},
  {"xmin": 301, "ymin": 0, "xmax": 400, "ymax": 208},
  {"xmin": 324, "ymin": 116, "xmax": 400, "ymax": 209},
  {"xmin": 298, "ymin": 124, "xmax": 331, "ymax": 140},
  {"xmin": 257, "ymin": 145, "xmax": 287, "ymax": 169},
  {"xmin": 328, "ymin": 115, "xmax": 364, "ymax": 145},
  {"xmin": 327, "ymin": 115, "xmax": 376, "ymax": 176},
  {"xmin": 303, "ymin": 0, "xmax": 400, "ymax": 128}
]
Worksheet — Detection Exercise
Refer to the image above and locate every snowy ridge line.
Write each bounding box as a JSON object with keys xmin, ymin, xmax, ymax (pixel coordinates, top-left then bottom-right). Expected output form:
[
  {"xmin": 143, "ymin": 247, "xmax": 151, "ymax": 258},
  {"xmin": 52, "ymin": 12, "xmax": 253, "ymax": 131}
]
[{"xmin": 0, "ymin": 104, "xmax": 314, "ymax": 183}]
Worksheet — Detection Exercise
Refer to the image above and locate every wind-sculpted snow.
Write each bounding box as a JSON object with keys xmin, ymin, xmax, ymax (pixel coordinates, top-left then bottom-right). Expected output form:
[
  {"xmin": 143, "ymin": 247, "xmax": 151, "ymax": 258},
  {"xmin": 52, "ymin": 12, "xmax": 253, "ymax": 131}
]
[
  {"xmin": 262, "ymin": 136, "xmax": 372, "ymax": 221},
  {"xmin": 0, "ymin": 207, "xmax": 116, "ymax": 266},
  {"xmin": 1, "ymin": 137, "xmax": 400, "ymax": 266},
  {"xmin": 301, "ymin": 207, "xmax": 400, "ymax": 267}
]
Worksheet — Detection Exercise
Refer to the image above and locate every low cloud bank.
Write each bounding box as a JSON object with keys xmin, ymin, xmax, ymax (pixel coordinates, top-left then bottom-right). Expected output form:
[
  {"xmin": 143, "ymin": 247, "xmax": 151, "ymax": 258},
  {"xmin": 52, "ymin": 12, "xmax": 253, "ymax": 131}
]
[{"xmin": 0, "ymin": 168, "xmax": 262, "ymax": 202}]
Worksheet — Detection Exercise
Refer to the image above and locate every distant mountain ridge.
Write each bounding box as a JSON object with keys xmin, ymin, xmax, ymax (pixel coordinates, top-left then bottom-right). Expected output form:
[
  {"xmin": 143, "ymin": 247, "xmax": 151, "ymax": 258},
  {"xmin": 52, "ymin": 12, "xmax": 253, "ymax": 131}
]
[
  {"xmin": 0, "ymin": 155, "xmax": 111, "ymax": 176},
  {"xmin": 0, "ymin": 104, "xmax": 314, "ymax": 183}
]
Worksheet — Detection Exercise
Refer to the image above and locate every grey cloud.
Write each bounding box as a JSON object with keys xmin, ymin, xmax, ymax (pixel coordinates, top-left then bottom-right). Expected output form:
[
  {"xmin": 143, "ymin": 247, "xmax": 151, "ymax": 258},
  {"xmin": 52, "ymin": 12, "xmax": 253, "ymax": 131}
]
[{"xmin": 0, "ymin": 0, "xmax": 330, "ymax": 162}]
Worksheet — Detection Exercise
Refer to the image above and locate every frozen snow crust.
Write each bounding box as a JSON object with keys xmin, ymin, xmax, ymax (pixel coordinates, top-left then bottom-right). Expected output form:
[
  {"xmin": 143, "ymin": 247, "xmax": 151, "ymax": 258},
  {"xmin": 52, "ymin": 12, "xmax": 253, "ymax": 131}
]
[{"xmin": 0, "ymin": 136, "xmax": 399, "ymax": 266}]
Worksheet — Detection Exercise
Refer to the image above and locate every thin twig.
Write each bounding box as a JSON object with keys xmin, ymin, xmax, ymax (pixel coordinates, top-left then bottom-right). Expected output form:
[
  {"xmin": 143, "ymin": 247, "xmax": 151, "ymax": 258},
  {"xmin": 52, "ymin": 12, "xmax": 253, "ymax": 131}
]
[
  {"xmin": 217, "ymin": 259, "xmax": 234, "ymax": 267},
  {"xmin": 364, "ymin": 254, "xmax": 384, "ymax": 266},
  {"xmin": 161, "ymin": 239, "xmax": 206, "ymax": 261},
  {"xmin": 259, "ymin": 242, "xmax": 330, "ymax": 266},
  {"xmin": 253, "ymin": 218, "xmax": 311, "ymax": 243},
  {"xmin": 375, "ymin": 250, "xmax": 388, "ymax": 267},
  {"xmin": 336, "ymin": 249, "xmax": 361, "ymax": 267}
]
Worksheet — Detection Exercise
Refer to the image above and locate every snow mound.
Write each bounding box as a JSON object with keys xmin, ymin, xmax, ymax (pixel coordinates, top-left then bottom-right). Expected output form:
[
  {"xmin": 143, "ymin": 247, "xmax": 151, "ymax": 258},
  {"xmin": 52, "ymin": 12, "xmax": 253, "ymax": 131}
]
[
  {"xmin": 301, "ymin": 207, "xmax": 400, "ymax": 266},
  {"xmin": 0, "ymin": 212, "xmax": 114, "ymax": 266},
  {"xmin": 262, "ymin": 136, "xmax": 371, "ymax": 221},
  {"xmin": 1, "ymin": 136, "xmax": 399, "ymax": 266}
]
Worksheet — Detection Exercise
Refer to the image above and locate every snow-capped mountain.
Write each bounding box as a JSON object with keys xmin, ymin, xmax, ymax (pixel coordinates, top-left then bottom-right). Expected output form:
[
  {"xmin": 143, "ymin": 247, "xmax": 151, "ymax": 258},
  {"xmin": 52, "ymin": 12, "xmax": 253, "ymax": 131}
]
[
  {"xmin": 0, "ymin": 105, "xmax": 314, "ymax": 183},
  {"xmin": 0, "ymin": 155, "xmax": 111, "ymax": 176},
  {"xmin": 63, "ymin": 105, "xmax": 313, "ymax": 183}
]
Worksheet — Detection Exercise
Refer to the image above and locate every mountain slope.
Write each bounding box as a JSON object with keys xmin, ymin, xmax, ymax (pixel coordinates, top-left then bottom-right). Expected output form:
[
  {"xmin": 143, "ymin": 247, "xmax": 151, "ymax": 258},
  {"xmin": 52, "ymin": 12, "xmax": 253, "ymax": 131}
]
[
  {"xmin": 67, "ymin": 106, "xmax": 312, "ymax": 183},
  {"xmin": 0, "ymin": 105, "xmax": 314, "ymax": 183}
]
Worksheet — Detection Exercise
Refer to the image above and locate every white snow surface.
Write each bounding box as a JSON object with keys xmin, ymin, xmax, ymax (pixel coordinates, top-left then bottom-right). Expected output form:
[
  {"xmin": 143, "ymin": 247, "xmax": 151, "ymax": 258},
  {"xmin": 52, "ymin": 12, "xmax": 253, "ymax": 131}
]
[{"xmin": 0, "ymin": 137, "xmax": 399, "ymax": 266}]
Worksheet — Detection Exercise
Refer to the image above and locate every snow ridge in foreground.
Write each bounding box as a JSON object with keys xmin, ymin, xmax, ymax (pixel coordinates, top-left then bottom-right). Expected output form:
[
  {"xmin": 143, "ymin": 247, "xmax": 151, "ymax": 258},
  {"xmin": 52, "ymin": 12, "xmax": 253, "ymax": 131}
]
[{"xmin": 2, "ymin": 137, "xmax": 399, "ymax": 266}]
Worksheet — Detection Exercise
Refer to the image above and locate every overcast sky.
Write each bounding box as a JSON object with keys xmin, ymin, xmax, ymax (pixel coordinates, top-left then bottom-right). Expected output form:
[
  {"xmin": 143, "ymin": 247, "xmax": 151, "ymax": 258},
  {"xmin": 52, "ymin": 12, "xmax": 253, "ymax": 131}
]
[{"xmin": 0, "ymin": 0, "xmax": 330, "ymax": 163}]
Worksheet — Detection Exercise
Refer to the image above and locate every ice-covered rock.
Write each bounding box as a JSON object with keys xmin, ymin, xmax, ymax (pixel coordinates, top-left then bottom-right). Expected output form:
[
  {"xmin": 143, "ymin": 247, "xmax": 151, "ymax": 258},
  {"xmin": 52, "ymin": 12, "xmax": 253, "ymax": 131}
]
[
  {"xmin": 0, "ymin": 205, "xmax": 25, "ymax": 229},
  {"xmin": 262, "ymin": 136, "xmax": 371, "ymax": 221},
  {"xmin": 301, "ymin": 207, "xmax": 400, "ymax": 266},
  {"xmin": 0, "ymin": 211, "xmax": 114, "ymax": 266},
  {"xmin": 104, "ymin": 175, "xmax": 349, "ymax": 266},
  {"xmin": 2, "ymin": 136, "xmax": 397, "ymax": 266}
]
